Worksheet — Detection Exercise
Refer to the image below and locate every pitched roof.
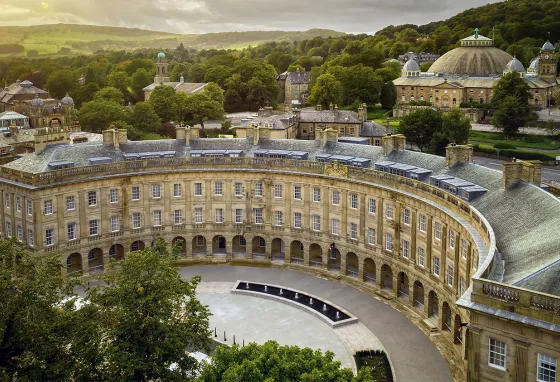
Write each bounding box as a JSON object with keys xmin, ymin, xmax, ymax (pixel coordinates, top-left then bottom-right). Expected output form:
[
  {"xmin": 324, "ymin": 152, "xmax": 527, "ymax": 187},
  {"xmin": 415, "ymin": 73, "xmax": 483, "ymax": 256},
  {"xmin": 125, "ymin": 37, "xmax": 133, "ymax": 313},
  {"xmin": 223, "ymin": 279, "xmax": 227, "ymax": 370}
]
[
  {"xmin": 360, "ymin": 121, "xmax": 387, "ymax": 137},
  {"xmin": 287, "ymin": 71, "xmax": 311, "ymax": 85},
  {"xmin": 142, "ymin": 82, "xmax": 208, "ymax": 93},
  {"xmin": 299, "ymin": 110, "xmax": 360, "ymax": 124},
  {"xmin": 0, "ymin": 81, "xmax": 48, "ymax": 105}
]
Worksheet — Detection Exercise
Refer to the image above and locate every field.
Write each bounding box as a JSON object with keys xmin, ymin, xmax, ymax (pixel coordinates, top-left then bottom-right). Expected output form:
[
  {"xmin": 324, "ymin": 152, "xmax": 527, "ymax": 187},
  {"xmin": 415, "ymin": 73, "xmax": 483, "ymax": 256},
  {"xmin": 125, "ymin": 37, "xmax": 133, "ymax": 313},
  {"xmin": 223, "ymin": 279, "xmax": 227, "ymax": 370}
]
[{"xmin": 0, "ymin": 24, "xmax": 345, "ymax": 57}]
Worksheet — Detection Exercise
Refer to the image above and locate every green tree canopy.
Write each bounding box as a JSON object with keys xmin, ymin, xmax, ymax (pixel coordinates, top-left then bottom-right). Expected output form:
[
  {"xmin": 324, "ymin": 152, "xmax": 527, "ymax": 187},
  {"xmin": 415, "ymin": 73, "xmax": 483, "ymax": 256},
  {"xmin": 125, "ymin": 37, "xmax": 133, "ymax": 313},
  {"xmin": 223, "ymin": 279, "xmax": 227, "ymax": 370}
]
[
  {"xmin": 492, "ymin": 71, "xmax": 532, "ymax": 106},
  {"xmin": 204, "ymin": 82, "xmax": 225, "ymax": 105},
  {"xmin": 72, "ymin": 82, "xmax": 99, "ymax": 108},
  {"xmin": 204, "ymin": 65, "xmax": 234, "ymax": 88},
  {"xmin": 105, "ymin": 71, "xmax": 132, "ymax": 100},
  {"xmin": 77, "ymin": 99, "xmax": 128, "ymax": 132},
  {"xmin": 179, "ymin": 93, "xmax": 224, "ymax": 128},
  {"xmin": 492, "ymin": 95, "xmax": 535, "ymax": 136},
  {"xmin": 380, "ymin": 81, "xmax": 397, "ymax": 109},
  {"xmin": 46, "ymin": 69, "xmax": 78, "ymax": 99},
  {"xmin": 128, "ymin": 101, "xmax": 162, "ymax": 133},
  {"xmin": 308, "ymin": 73, "xmax": 343, "ymax": 110},
  {"xmin": 398, "ymin": 108, "xmax": 442, "ymax": 152},
  {"xmin": 93, "ymin": 86, "xmax": 125, "ymax": 105},
  {"xmin": 131, "ymin": 68, "xmax": 153, "ymax": 101},
  {"xmin": 149, "ymin": 85, "xmax": 180, "ymax": 122}
]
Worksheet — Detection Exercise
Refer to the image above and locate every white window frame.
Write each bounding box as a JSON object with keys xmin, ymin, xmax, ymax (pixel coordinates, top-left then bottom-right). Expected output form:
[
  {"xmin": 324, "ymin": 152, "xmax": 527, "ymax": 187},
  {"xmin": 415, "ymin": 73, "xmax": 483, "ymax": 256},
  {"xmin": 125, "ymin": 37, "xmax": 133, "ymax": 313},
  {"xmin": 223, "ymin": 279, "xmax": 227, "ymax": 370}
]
[
  {"xmin": 254, "ymin": 208, "xmax": 263, "ymax": 225},
  {"xmin": 6, "ymin": 222, "xmax": 11, "ymax": 237},
  {"xmin": 367, "ymin": 228, "xmax": 376, "ymax": 245},
  {"xmin": 273, "ymin": 211, "xmax": 283, "ymax": 226},
  {"xmin": 402, "ymin": 239, "xmax": 410, "ymax": 258},
  {"xmin": 4, "ymin": 193, "xmax": 9, "ymax": 209},
  {"xmin": 66, "ymin": 196, "xmax": 75, "ymax": 211},
  {"xmin": 312, "ymin": 215, "xmax": 321, "ymax": 231},
  {"xmin": 153, "ymin": 210, "xmax": 162, "ymax": 226},
  {"xmin": 132, "ymin": 212, "xmax": 142, "ymax": 229},
  {"xmin": 214, "ymin": 182, "xmax": 223, "ymax": 196},
  {"xmin": 194, "ymin": 183, "xmax": 203, "ymax": 197},
  {"xmin": 254, "ymin": 181, "xmax": 263, "ymax": 197},
  {"xmin": 350, "ymin": 222, "xmax": 358, "ymax": 239},
  {"xmin": 273, "ymin": 184, "xmax": 283, "ymax": 198},
  {"xmin": 235, "ymin": 208, "xmax": 243, "ymax": 224},
  {"xmin": 331, "ymin": 191, "xmax": 340, "ymax": 206},
  {"xmin": 435, "ymin": 222, "xmax": 442, "ymax": 241},
  {"xmin": 215, "ymin": 208, "xmax": 224, "ymax": 223},
  {"xmin": 461, "ymin": 239, "xmax": 468, "ymax": 259},
  {"xmin": 386, "ymin": 203, "xmax": 393, "ymax": 220},
  {"xmin": 293, "ymin": 185, "xmax": 302, "ymax": 200},
  {"xmin": 88, "ymin": 191, "xmax": 97, "ymax": 206},
  {"xmin": 537, "ymin": 353, "xmax": 557, "ymax": 382},
  {"xmin": 194, "ymin": 207, "xmax": 203, "ymax": 224},
  {"xmin": 234, "ymin": 182, "xmax": 243, "ymax": 197},
  {"xmin": 174, "ymin": 210, "xmax": 184, "ymax": 225},
  {"xmin": 460, "ymin": 276, "xmax": 465, "ymax": 295},
  {"xmin": 67, "ymin": 222, "xmax": 77, "ymax": 241},
  {"xmin": 294, "ymin": 212, "xmax": 302, "ymax": 228},
  {"xmin": 151, "ymin": 184, "xmax": 162, "ymax": 199},
  {"xmin": 418, "ymin": 247, "xmax": 425, "ymax": 267},
  {"xmin": 403, "ymin": 208, "xmax": 410, "ymax": 225},
  {"xmin": 15, "ymin": 197, "xmax": 21, "ymax": 212},
  {"xmin": 433, "ymin": 256, "xmax": 440, "ymax": 276},
  {"xmin": 131, "ymin": 186, "xmax": 140, "ymax": 201},
  {"xmin": 16, "ymin": 225, "xmax": 22, "ymax": 242},
  {"xmin": 110, "ymin": 216, "xmax": 120, "ymax": 232},
  {"xmin": 447, "ymin": 264, "xmax": 454, "ymax": 286},
  {"xmin": 109, "ymin": 189, "xmax": 119, "ymax": 203},
  {"xmin": 449, "ymin": 230, "xmax": 455, "ymax": 249},
  {"xmin": 350, "ymin": 193, "xmax": 358, "ymax": 209},
  {"xmin": 385, "ymin": 232, "xmax": 393, "ymax": 252},
  {"xmin": 173, "ymin": 183, "xmax": 183, "ymax": 198},
  {"xmin": 312, "ymin": 187, "xmax": 321, "ymax": 202},
  {"xmin": 368, "ymin": 198, "xmax": 376, "ymax": 214},
  {"xmin": 27, "ymin": 200, "xmax": 33, "ymax": 215},
  {"xmin": 419, "ymin": 214, "xmax": 427, "ymax": 232},
  {"xmin": 89, "ymin": 219, "xmax": 99, "ymax": 236},
  {"xmin": 27, "ymin": 229, "xmax": 34, "ymax": 246},
  {"xmin": 44, "ymin": 200, "xmax": 53, "ymax": 215},
  {"xmin": 331, "ymin": 218, "xmax": 340, "ymax": 236},
  {"xmin": 488, "ymin": 338, "xmax": 507, "ymax": 370},
  {"xmin": 45, "ymin": 228, "xmax": 54, "ymax": 246}
]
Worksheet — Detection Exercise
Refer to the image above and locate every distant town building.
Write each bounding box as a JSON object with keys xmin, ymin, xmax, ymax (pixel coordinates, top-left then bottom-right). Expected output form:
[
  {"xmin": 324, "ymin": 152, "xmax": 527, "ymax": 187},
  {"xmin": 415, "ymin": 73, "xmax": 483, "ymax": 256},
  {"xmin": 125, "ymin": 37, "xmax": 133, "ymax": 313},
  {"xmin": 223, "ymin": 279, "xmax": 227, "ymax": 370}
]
[
  {"xmin": 278, "ymin": 69, "xmax": 311, "ymax": 105},
  {"xmin": 142, "ymin": 52, "xmax": 208, "ymax": 101},
  {"xmin": 398, "ymin": 51, "xmax": 440, "ymax": 65}
]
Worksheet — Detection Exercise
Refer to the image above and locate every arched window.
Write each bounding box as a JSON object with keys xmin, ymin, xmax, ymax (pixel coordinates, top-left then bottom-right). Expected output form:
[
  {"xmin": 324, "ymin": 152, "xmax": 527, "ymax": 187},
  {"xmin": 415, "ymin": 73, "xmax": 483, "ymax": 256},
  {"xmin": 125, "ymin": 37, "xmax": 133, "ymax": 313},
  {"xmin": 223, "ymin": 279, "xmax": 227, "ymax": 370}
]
[
  {"xmin": 469, "ymin": 98, "xmax": 473, "ymax": 103},
  {"xmin": 479, "ymin": 98, "xmax": 484, "ymax": 104}
]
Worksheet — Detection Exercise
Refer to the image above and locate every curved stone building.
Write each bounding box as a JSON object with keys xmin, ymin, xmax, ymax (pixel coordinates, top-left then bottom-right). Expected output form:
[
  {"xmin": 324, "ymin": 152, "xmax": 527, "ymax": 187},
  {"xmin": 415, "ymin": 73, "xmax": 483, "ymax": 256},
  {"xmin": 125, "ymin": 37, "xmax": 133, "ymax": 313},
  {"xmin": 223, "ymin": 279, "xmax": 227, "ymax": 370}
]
[{"xmin": 0, "ymin": 126, "xmax": 558, "ymax": 381}]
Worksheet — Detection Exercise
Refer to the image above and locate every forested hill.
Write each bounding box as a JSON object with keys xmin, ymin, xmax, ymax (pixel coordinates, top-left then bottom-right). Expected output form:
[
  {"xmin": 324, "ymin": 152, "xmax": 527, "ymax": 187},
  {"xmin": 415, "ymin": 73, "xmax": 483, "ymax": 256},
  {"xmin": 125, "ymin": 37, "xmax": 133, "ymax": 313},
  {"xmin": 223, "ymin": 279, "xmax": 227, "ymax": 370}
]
[
  {"xmin": 0, "ymin": 24, "xmax": 345, "ymax": 57},
  {"xmin": 375, "ymin": 0, "xmax": 560, "ymax": 64}
]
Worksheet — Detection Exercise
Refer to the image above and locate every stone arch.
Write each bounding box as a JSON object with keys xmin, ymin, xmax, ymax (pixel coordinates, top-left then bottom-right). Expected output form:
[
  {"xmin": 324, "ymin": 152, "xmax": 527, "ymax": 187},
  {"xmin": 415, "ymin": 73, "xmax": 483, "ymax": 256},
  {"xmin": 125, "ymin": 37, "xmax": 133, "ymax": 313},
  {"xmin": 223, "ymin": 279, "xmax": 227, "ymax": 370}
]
[
  {"xmin": 454, "ymin": 314, "xmax": 463, "ymax": 344},
  {"xmin": 442, "ymin": 301, "xmax": 452, "ymax": 331},
  {"xmin": 381, "ymin": 264, "xmax": 393, "ymax": 290},
  {"xmin": 109, "ymin": 244, "xmax": 125, "ymax": 261},
  {"xmin": 413, "ymin": 281, "xmax": 425, "ymax": 307},
  {"xmin": 232, "ymin": 235, "xmax": 246, "ymax": 256},
  {"xmin": 192, "ymin": 235, "xmax": 207, "ymax": 256},
  {"xmin": 87, "ymin": 248, "xmax": 104, "ymax": 274},
  {"xmin": 428, "ymin": 290, "xmax": 439, "ymax": 318},
  {"xmin": 346, "ymin": 252, "xmax": 359, "ymax": 277},
  {"xmin": 309, "ymin": 243, "xmax": 322, "ymax": 267},
  {"xmin": 172, "ymin": 237, "xmax": 186, "ymax": 256},
  {"xmin": 398, "ymin": 271, "xmax": 409, "ymax": 298},
  {"xmin": 290, "ymin": 240, "xmax": 304, "ymax": 261},
  {"xmin": 271, "ymin": 238, "xmax": 285, "ymax": 261},
  {"xmin": 327, "ymin": 244, "xmax": 340, "ymax": 271},
  {"xmin": 131, "ymin": 241, "xmax": 145, "ymax": 252},
  {"xmin": 252, "ymin": 236, "xmax": 266, "ymax": 258},
  {"xmin": 363, "ymin": 258, "xmax": 376, "ymax": 283},
  {"xmin": 66, "ymin": 253, "xmax": 82, "ymax": 275},
  {"xmin": 212, "ymin": 235, "xmax": 227, "ymax": 254}
]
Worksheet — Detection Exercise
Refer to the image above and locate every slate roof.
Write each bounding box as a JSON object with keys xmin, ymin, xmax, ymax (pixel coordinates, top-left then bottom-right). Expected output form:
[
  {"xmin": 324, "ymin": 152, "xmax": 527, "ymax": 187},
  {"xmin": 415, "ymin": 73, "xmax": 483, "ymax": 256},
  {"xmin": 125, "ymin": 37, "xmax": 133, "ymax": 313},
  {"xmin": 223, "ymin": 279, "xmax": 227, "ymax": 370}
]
[
  {"xmin": 142, "ymin": 82, "xmax": 208, "ymax": 93},
  {"xmin": 299, "ymin": 110, "xmax": 361, "ymax": 124},
  {"xmin": 287, "ymin": 71, "xmax": 311, "ymax": 85},
  {"xmin": 247, "ymin": 113, "xmax": 296, "ymax": 130},
  {"xmin": 360, "ymin": 121, "xmax": 387, "ymax": 137},
  {"xmin": 393, "ymin": 76, "xmax": 554, "ymax": 89},
  {"xmin": 0, "ymin": 80, "xmax": 48, "ymax": 105},
  {"xmin": 3, "ymin": 136, "xmax": 560, "ymax": 296}
]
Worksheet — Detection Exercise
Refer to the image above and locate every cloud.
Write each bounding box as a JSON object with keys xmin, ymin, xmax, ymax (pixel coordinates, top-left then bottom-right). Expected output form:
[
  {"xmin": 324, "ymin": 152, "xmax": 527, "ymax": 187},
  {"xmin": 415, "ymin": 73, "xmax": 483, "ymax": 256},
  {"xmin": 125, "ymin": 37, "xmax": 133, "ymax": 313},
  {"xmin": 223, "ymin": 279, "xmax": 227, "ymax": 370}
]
[{"xmin": 0, "ymin": 0, "xmax": 498, "ymax": 34}]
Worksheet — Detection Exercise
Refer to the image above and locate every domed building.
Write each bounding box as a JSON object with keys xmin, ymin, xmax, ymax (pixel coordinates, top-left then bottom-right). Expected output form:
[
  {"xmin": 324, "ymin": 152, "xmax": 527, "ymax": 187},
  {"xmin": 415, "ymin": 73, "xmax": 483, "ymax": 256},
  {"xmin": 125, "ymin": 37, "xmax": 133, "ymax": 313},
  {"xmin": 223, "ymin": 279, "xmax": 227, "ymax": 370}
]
[{"xmin": 393, "ymin": 29, "xmax": 559, "ymax": 121}]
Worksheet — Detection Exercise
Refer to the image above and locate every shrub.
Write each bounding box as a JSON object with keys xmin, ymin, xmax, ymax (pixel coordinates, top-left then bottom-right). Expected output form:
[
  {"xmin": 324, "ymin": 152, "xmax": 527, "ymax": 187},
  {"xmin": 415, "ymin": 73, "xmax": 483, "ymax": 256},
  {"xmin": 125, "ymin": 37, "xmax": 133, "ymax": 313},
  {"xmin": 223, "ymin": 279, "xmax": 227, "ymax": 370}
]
[{"xmin": 493, "ymin": 142, "xmax": 517, "ymax": 149}]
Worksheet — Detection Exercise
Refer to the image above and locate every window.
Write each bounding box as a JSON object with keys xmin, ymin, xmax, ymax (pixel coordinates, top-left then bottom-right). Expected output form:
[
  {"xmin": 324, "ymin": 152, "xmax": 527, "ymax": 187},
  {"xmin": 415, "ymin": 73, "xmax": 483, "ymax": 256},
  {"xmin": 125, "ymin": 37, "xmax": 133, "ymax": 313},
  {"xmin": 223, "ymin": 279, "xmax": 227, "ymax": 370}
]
[
  {"xmin": 44, "ymin": 200, "xmax": 53, "ymax": 215},
  {"xmin": 196, "ymin": 236, "xmax": 205, "ymax": 246},
  {"xmin": 109, "ymin": 189, "xmax": 118, "ymax": 203},
  {"xmin": 312, "ymin": 187, "xmax": 321, "ymax": 202},
  {"xmin": 386, "ymin": 203, "xmax": 393, "ymax": 219},
  {"xmin": 385, "ymin": 233, "xmax": 393, "ymax": 252},
  {"xmin": 89, "ymin": 219, "xmax": 99, "ymax": 236},
  {"xmin": 449, "ymin": 230, "xmax": 455, "ymax": 249},
  {"xmin": 402, "ymin": 239, "xmax": 410, "ymax": 258},
  {"xmin": 273, "ymin": 184, "xmax": 283, "ymax": 198},
  {"xmin": 254, "ymin": 181, "xmax": 263, "ymax": 197},
  {"xmin": 28, "ymin": 229, "xmax": 34, "ymax": 246},
  {"xmin": 419, "ymin": 214, "xmax": 426, "ymax": 232},
  {"xmin": 88, "ymin": 191, "xmax": 97, "ymax": 206},
  {"xmin": 214, "ymin": 182, "xmax": 223, "ymax": 196},
  {"xmin": 293, "ymin": 185, "xmax": 301, "ymax": 200},
  {"xmin": 367, "ymin": 228, "xmax": 376, "ymax": 244},
  {"xmin": 254, "ymin": 208, "xmax": 263, "ymax": 224},
  {"xmin": 150, "ymin": 184, "xmax": 161, "ymax": 198},
  {"xmin": 4, "ymin": 194, "xmax": 9, "ymax": 209},
  {"xmin": 447, "ymin": 264, "xmax": 454, "ymax": 286},
  {"xmin": 331, "ymin": 218, "xmax": 340, "ymax": 235},
  {"xmin": 215, "ymin": 208, "xmax": 224, "ymax": 223},
  {"xmin": 332, "ymin": 191, "xmax": 340, "ymax": 205},
  {"xmin": 131, "ymin": 186, "xmax": 140, "ymax": 200},
  {"xmin": 174, "ymin": 210, "xmax": 184, "ymax": 225},
  {"xmin": 239, "ymin": 236, "xmax": 247, "ymax": 246},
  {"xmin": 16, "ymin": 225, "xmax": 22, "ymax": 241},
  {"xmin": 110, "ymin": 216, "xmax": 120, "ymax": 232},
  {"xmin": 312, "ymin": 215, "xmax": 321, "ymax": 231},
  {"xmin": 294, "ymin": 212, "xmax": 302, "ymax": 228},
  {"xmin": 132, "ymin": 212, "xmax": 142, "ymax": 229},
  {"xmin": 350, "ymin": 223, "xmax": 358, "ymax": 239},
  {"xmin": 173, "ymin": 184, "xmax": 183, "ymax": 197},
  {"xmin": 461, "ymin": 239, "xmax": 468, "ymax": 259},
  {"xmin": 5, "ymin": 222, "xmax": 11, "ymax": 237},
  {"xmin": 45, "ymin": 228, "xmax": 54, "ymax": 246},
  {"xmin": 418, "ymin": 247, "xmax": 425, "ymax": 267},
  {"xmin": 537, "ymin": 353, "xmax": 557, "ymax": 382},
  {"xmin": 194, "ymin": 208, "xmax": 203, "ymax": 224},
  {"xmin": 368, "ymin": 199, "xmax": 376, "ymax": 214},
  {"xmin": 350, "ymin": 193, "xmax": 358, "ymax": 209},
  {"xmin": 433, "ymin": 256, "xmax": 440, "ymax": 276},
  {"xmin": 435, "ymin": 222, "xmax": 442, "ymax": 241},
  {"xmin": 27, "ymin": 200, "xmax": 32, "ymax": 215},
  {"xmin": 66, "ymin": 196, "xmax": 75, "ymax": 211},
  {"xmin": 234, "ymin": 182, "xmax": 243, "ymax": 196},
  {"xmin": 274, "ymin": 211, "xmax": 283, "ymax": 226},
  {"xmin": 488, "ymin": 338, "xmax": 507, "ymax": 370},
  {"xmin": 153, "ymin": 210, "xmax": 162, "ymax": 226},
  {"xmin": 403, "ymin": 208, "xmax": 410, "ymax": 225},
  {"xmin": 67, "ymin": 222, "xmax": 77, "ymax": 241},
  {"xmin": 235, "ymin": 209, "xmax": 243, "ymax": 224},
  {"xmin": 194, "ymin": 183, "xmax": 203, "ymax": 196},
  {"xmin": 15, "ymin": 197, "xmax": 21, "ymax": 212},
  {"xmin": 259, "ymin": 237, "xmax": 266, "ymax": 247},
  {"xmin": 460, "ymin": 276, "xmax": 465, "ymax": 295}
]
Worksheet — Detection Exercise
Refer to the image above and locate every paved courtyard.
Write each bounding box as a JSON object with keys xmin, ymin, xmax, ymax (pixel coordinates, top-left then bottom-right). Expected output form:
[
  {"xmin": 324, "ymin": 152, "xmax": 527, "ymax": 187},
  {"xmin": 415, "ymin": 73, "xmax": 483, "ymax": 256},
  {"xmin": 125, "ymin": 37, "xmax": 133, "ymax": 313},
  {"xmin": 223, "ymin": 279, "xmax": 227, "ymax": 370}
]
[{"xmin": 181, "ymin": 266, "xmax": 454, "ymax": 382}]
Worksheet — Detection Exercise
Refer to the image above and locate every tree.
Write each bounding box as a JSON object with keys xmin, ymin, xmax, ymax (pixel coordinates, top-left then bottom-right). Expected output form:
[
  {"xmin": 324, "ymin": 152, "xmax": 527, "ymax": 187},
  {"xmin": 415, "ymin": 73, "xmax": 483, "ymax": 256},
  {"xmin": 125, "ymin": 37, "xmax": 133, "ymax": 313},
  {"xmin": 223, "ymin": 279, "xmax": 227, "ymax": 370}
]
[
  {"xmin": 399, "ymin": 108, "xmax": 442, "ymax": 152},
  {"xmin": 204, "ymin": 82, "xmax": 224, "ymax": 105},
  {"xmin": 77, "ymin": 100, "xmax": 128, "ymax": 132},
  {"xmin": 380, "ymin": 81, "xmax": 397, "ymax": 109},
  {"xmin": 105, "ymin": 71, "xmax": 132, "ymax": 100},
  {"xmin": 84, "ymin": 66, "xmax": 97, "ymax": 85},
  {"xmin": 0, "ymin": 240, "xmax": 76, "ymax": 381},
  {"xmin": 492, "ymin": 71, "xmax": 532, "ymax": 106},
  {"xmin": 128, "ymin": 102, "xmax": 162, "ymax": 133},
  {"xmin": 442, "ymin": 109, "xmax": 471, "ymax": 144},
  {"xmin": 93, "ymin": 87, "xmax": 125, "ymax": 105},
  {"xmin": 492, "ymin": 95, "xmax": 535, "ymax": 137},
  {"xmin": 149, "ymin": 85, "xmax": 180, "ymax": 122},
  {"xmin": 308, "ymin": 74, "xmax": 343, "ymax": 109},
  {"xmin": 131, "ymin": 68, "xmax": 153, "ymax": 101},
  {"xmin": 198, "ymin": 340, "xmax": 365, "ymax": 382},
  {"xmin": 170, "ymin": 63, "xmax": 192, "ymax": 82},
  {"xmin": 72, "ymin": 82, "xmax": 99, "ymax": 108},
  {"xmin": 189, "ymin": 64, "xmax": 207, "ymax": 82},
  {"xmin": 180, "ymin": 93, "xmax": 224, "ymax": 129},
  {"xmin": 247, "ymin": 68, "xmax": 280, "ymax": 107},
  {"xmin": 83, "ymin": 238, "xmax": 212, "ymax": 381},
  {"xmin": 203, "ymin": 65, "xmax": 233, "ymax": 88},
  {"xmin": 46, "ymin": 69, "xmax": 77, "ymax": 99}
]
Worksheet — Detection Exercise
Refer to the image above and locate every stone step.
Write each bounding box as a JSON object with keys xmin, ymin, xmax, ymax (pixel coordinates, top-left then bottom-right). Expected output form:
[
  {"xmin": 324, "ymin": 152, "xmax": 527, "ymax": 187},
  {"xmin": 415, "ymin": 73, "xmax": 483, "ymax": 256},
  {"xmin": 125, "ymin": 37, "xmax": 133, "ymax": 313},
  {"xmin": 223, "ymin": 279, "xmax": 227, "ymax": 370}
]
[
  {"xmin": 421, "ymin": 317, "xmax": 439, "ymax": 333},
  {"xmin": 375, "ymin": 289, "xmax": 394, "ymax": 300}
]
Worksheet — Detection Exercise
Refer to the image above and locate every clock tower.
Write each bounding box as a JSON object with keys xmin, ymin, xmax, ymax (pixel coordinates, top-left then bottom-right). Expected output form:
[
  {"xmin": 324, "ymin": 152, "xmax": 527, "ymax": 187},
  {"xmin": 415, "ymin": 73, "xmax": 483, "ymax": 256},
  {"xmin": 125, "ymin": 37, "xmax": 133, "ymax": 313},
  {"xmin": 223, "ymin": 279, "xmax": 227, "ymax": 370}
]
[{"xmin": 538, "ymin": 40, "xmax": 557, "ymax": 81}]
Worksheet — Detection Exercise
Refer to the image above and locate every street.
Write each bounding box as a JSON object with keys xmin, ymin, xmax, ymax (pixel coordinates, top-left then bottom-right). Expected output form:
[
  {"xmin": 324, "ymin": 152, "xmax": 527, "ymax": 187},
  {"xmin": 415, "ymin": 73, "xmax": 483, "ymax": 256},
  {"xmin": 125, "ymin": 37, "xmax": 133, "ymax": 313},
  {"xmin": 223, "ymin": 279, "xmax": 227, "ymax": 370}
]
[{"xmin": 473, "ymin": 155, "xmax": 560, "ymax": 183}]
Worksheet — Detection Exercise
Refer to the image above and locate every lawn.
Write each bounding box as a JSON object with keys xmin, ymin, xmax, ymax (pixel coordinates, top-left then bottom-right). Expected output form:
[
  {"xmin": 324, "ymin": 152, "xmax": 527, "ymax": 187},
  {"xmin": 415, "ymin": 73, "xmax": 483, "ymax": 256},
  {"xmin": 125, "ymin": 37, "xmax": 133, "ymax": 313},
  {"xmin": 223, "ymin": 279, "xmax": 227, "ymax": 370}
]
[{"xmin": 469, "ymin": 130, "xmax": 560, "ymax": 150}]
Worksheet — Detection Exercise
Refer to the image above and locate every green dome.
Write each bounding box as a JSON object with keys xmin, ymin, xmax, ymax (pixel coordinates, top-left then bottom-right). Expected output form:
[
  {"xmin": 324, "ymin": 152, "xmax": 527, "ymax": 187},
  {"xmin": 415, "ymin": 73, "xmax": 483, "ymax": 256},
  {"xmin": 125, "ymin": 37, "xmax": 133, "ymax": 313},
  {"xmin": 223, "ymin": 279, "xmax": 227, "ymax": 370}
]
[{"xmin": 157, "ymin": 51, "xmax": 166, "ymax": 59}]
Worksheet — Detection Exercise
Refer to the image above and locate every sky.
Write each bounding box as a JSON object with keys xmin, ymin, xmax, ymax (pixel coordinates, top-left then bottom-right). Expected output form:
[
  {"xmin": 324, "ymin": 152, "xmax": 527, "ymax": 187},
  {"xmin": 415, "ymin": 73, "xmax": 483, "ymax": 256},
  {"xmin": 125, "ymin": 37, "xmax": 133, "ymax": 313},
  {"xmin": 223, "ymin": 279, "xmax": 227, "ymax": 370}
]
[{"xmin": 0, "ymin": 0, "xmax": 499, "ymax": 34}]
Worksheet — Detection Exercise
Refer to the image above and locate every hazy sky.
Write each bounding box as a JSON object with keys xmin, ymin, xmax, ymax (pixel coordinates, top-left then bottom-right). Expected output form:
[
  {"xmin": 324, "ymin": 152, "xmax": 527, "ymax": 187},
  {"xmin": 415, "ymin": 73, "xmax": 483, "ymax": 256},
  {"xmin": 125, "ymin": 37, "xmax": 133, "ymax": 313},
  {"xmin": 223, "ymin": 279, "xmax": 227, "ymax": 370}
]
[{"xmin": 0, "ymin": 0, "xmax": 499, "ymax": 34}]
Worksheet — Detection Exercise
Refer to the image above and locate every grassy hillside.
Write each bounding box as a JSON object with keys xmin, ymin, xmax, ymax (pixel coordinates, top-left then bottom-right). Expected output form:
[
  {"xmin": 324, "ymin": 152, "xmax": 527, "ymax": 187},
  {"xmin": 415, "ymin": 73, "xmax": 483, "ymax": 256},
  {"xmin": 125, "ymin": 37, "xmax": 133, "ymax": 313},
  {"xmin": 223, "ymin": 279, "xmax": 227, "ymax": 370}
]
[{"xmin": 0, "ymin": 24, "xmax": 345, "ymax": 57}]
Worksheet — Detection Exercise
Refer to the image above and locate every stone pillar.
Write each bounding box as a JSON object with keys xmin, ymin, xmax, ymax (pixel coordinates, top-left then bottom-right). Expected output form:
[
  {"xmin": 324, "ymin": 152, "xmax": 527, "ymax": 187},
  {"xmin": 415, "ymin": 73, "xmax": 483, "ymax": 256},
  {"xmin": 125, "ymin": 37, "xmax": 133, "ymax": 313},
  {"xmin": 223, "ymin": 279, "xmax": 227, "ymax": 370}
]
[
  {"xmin": 358, "ymin": 257, "xmax": 364, "ymax": 279},
  {"xmin": 410, "ymin": 209, "xmax": 417, "ymax": 264},
  {"xmin": 426, "ymin": 216, "xmax": 433, "ymax": 275},
  {"xmin": 408, "ymin": 279, "xmax": 415, "ymax": 305},
  {"xmin": 340, "ymin": 252, "xmax": 347, "ymax": 275},
  {"xmin": 245, "ymin": 236, "xmax": 252, "ymax": 260},
  {"xmin": 392, "ymin": 273, "xmax": 399, "ymax": 297},
  {"xmin": 81, "ymin": 253, "xmax": 90, "ymax": 276},
  {"xmin": 513, "ymin": 340, "xmax": 529, "ymax": 382},
  {"xmin": 303, "ymin": 244, "xmax": 310, "ymax": 267},
  {"xmin": 375, "ymin": 265, "xmax": 383, "ymax": 288},
  {"xmin": 466, "ymin": 328, "xmax": 481, "ymax": 382}
]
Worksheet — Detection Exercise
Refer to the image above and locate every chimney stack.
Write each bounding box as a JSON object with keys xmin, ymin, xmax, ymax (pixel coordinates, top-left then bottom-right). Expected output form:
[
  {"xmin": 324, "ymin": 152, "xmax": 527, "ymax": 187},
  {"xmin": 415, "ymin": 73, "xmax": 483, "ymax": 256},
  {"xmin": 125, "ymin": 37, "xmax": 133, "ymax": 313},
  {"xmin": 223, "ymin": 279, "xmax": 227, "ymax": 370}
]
[
  {"xmin": 316, "ymin": 128, "xmax": 338, "ymax": 148},
  {"xmin": 502, "ymin": 159, "xmax": 542, "ymax": 188},
  {"xmin": 445, "ymin": 144, "xmax": 473, "ymax": 167},
  {"xmin": 381, "ymin": 134, "xmax": 406, "ymax": 156},
  {"xmin": 186, "ymin": 125, "xmax": 201, "ymax": 146},
  {"xmin": 102, "ymin": 129, "xmax": 114, "ymax": 146},
  {"xmin": 176, "ymin": 124, "xmax": 186, "ymax": 142}
]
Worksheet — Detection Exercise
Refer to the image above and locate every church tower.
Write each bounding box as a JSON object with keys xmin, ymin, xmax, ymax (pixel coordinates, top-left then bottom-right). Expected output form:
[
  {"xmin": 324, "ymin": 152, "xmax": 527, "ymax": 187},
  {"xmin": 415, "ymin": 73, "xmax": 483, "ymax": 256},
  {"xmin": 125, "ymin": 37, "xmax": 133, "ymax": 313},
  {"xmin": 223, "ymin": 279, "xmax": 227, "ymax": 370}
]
[
  {"xmin": 538, "ymin": 40, "xmax": 557, "ymax": 81},
  {"xmin": 154, "ymin": 52, "xmax": 170, "ymax": 85}
]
